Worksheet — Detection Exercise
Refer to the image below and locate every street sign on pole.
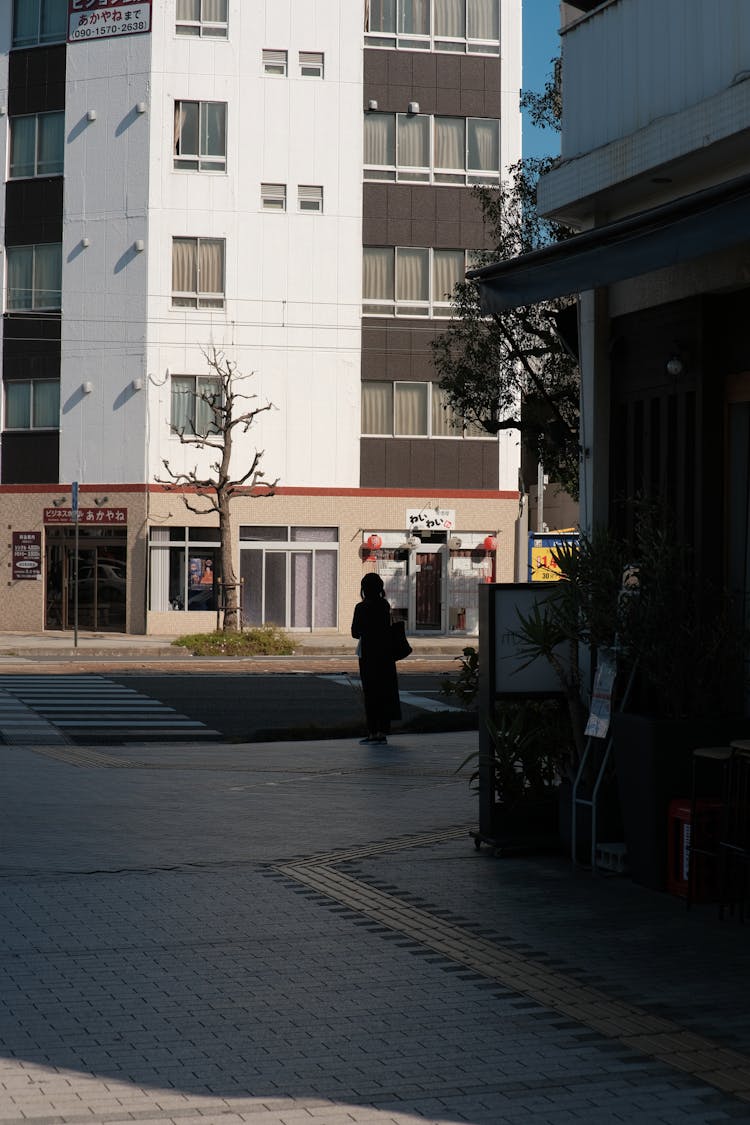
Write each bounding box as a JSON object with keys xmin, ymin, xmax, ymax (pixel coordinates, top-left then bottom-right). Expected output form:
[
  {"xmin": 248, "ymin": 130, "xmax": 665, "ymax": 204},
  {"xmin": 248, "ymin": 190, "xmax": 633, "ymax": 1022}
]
[{"xmin": 72, "ymin": 481, "xmax": 79, "ymax": 648}]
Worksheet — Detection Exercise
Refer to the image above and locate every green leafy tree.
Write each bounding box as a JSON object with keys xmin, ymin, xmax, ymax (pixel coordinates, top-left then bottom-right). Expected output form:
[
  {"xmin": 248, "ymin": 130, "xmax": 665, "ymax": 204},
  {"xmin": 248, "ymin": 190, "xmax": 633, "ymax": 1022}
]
[{"xmin": 431, "ymin": 62, "xmax": 580, "ymax": 496}]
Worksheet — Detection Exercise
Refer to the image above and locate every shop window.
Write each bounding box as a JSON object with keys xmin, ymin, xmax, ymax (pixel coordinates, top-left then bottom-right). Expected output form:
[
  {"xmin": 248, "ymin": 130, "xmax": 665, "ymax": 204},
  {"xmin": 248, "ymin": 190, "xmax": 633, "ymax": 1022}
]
[
  {"xmin": 239, "ymin": 525, "xmax": 338, "ymax": 629},
  {"xmin": 149, "ymin": 527, "xmax": 220, "ymax": 612},
  {"xmin": 176, "ymin": 0, "xmax": 228, "ymax": 38}
]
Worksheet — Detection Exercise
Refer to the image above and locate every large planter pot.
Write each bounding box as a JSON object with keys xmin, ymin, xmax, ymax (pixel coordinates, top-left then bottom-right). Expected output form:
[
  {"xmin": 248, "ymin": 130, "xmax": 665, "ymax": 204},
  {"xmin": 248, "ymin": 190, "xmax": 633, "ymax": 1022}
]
[
  {"xmin": 612, "ymin": 713, "xmax": 749, "ymax": 891},
  {"xmin": 484, "ymin": 789, "xmax": 560, "ymax": 856}
]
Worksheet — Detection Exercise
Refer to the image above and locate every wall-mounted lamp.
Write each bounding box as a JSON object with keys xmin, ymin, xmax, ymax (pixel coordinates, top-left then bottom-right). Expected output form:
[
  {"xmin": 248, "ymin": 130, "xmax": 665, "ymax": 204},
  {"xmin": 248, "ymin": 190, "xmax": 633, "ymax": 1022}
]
[
  {"xmin": 131, "ymin": 377, "xmax": 143, "ymax": 391},
  {"xmin": 0, "ymin": 106, "xmax": 6, "ymax": 116},
  {"xmin": 135, "ymin": 101, "xmax": 147, "ymax": 114},
  {"xmin": 367, "ymin": 99, "xmax": 378, "ymax": 111},
  {"xmin": 86, "ymin": 109, "xmax": 97, "ymax": 122},
  {"xmin": 82, "ymin": 381, "xmax": 93, "ymax": 394},
  {"xmin": 81, "ymin": 237, "xmax": 90, "ymax": 248},
  {"xmin": 407, "ymin": 101, "xmax": 420, "ymax": 114},
  {"xmin": 134, "ymin": 239, "xmax": 145, "ymax": 252},
  {"xmin": 666, "ymin": 355, "xmax": 684, "ymax": 377},
  {"xmin": 52, "ymin": 496, "xmax": 68, "ymax": 508},
  {"xmin": 94, "ymin": 496, "xmax": 109, "ymax": 507}
]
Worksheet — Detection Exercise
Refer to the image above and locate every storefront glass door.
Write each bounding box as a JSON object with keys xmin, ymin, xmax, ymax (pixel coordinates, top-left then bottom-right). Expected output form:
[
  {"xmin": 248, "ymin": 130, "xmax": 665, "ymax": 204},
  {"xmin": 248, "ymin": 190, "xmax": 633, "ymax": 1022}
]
[{"xmin": 46, "ymin": 541, "xmax": 127, "ymax": 632}]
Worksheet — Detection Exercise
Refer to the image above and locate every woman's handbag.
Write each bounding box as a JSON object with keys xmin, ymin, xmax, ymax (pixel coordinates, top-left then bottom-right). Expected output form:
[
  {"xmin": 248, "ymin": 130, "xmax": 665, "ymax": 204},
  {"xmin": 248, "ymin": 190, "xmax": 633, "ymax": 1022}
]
[{"xmin": 390, "ymin": 619, "xmax": 412, "ymax": 661}]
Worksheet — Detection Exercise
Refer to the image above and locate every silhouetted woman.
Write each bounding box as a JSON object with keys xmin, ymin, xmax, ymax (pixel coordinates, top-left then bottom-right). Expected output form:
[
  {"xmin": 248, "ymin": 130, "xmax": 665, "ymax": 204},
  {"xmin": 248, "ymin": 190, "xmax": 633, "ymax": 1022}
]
[{"xmin": 351, "ymin": 572, "xmax": 401, "ymax": 745}]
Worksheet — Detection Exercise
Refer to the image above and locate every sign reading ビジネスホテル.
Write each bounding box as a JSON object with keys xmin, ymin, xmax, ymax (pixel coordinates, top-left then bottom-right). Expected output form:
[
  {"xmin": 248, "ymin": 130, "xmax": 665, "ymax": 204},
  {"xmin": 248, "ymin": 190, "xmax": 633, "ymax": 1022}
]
[
  {"xmin": 68, "ymin": 0, "xmax": 152, "ymax": 42},
  {"xmin": 12, "ymin": 532, "xmax": 42, "ymax": 581}
]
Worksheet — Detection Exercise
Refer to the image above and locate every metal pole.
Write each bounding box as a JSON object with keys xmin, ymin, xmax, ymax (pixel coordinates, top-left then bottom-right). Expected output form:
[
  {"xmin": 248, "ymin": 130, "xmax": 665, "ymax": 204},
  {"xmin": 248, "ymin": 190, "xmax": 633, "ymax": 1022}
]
[{"xmin": 73, "ymin": 512, "xmax": 79, "ymax": 648}]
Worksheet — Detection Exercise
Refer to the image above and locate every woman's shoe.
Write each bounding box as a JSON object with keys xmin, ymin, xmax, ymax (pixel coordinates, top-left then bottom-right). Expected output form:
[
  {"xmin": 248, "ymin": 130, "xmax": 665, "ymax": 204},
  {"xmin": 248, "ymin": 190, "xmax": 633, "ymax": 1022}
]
[
  {"xmin": 359, "ymin": 736, "xmax": 375, "ymax": 744},
  {"xmin": 373, "ymin": 735, "xmax": 388, "ymax": 745}
]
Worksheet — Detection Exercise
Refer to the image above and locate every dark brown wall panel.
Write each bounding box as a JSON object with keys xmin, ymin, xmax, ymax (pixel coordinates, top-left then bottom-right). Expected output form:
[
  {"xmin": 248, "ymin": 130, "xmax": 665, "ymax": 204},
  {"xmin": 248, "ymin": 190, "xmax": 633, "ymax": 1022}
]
[
  {"xmin": 362, "ymin": 319, "xmax": 444, "ymax": 381},
  {"xmin": 5, "ymin": 178, "xmax": 64, "ymax": 245},
  {"xmin": 3, "ymin": 314, "xmax": 61, "ymax": 380},
  {"xmin": 360, "ymin": 437, "xmax": 498, "ymax": 490},
  {"xmin": 8, "ymin": 46, "xmax": 66, "ymax": 115},
  {"xmin": 363, "ymin": 184, "xmax": 486, "ymax": 248},
  {"xmin": 364, "ymin": 49, "xmax": 501, "ymax": 117},
  {"xmin": 1, "ymin": 431, "xmax": 59, "ymax": 484}
]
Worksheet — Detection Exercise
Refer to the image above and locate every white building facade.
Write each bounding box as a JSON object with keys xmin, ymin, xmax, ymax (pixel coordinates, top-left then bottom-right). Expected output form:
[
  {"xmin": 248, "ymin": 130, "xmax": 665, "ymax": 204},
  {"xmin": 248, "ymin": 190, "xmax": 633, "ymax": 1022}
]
[{"xmin": 0, "ymin": 0, "xmax": 522, "ymax": 637}]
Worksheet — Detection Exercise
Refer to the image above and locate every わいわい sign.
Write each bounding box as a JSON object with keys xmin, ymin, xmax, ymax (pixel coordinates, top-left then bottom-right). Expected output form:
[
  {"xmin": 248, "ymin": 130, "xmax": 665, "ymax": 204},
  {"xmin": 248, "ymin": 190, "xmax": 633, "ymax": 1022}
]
[{"xmin": 68, "ymin": 0, "xmax": 152, "ymax": 42}]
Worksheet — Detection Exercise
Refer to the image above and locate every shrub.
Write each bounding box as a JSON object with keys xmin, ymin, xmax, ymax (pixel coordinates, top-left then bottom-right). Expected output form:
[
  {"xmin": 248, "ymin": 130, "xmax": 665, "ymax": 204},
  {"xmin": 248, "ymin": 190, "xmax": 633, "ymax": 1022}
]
[{"xmin": 172, "ymin": 625, "xmax": 294, "ymax": 657}]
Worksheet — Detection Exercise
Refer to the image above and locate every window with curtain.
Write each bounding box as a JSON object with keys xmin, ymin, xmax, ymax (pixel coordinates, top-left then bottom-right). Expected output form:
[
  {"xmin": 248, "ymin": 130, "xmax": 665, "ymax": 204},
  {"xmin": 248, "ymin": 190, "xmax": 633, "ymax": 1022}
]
[
  {"xmin": 396, "ymin": 247, "xmax": 429, "ymax": 314},
  {"xmin": 170, "ymin": 375, "xmax": 221, "ymax": 436},
  {"xmin": 361, "ymin": 381, "xmax": 493, "ymax": 438},
  {"xmin": 364, "ymin": 114, "xmax": 396, "ymax": 175},
  {"xmin": 363, "ymin": 247, "xmax": 394, "ymax": 313},
  {"xmin": 10, "ymin": 113, "xmax": 64, "ymax": 179},
  {"xmin": 468, "ymin": 117, "xmax": 499, "ymax": 175},
  {"xmin": 13, "ymin": 0, "xmax": 66, "ymax": 47},
  {"xmin": 362, "ymin": 383, "xmax": 394, "ymax": 434},
  {"xmin": 363, "ymin": 247, "xmax": 465, "ymax": 317},
  {"xmin": 6, "ymin": 244, "xmax": 62, "ymax": 311},
  {"xmin": 396, "ymin": 114, "xmax": 430, "ymax": 178},
  {"xmin": 395, "ymin": 383, "xmax": 429, "ymax": 435},
  {"xmin": 174, "ymin": 101, "xmax": 227, "ymax": 171},
  {"xmin": 363, "ymin": 114, "xmax": 499, "ymax": 185},
  {"xmin": 365, "ymin": 0, "xmax": 499, "ymax": 52},
  {"xmin": 171, "ymin": 238, "xmax": 225, "ymax": 308},
  {"xmin": 176, "ymin": 0, "xmax": 228, "ymax": 37},
  {"xmin": 4, "ymin": 380, "xmax": 60, "ymax": 430}
]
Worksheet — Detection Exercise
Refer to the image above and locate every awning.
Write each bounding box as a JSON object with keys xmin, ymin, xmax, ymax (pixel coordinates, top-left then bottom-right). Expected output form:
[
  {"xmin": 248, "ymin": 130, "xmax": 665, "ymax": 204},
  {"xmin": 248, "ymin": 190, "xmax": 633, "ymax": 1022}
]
[{"xmin": 467, "ymin": 172, "xmax": 750, "ymax": 313}]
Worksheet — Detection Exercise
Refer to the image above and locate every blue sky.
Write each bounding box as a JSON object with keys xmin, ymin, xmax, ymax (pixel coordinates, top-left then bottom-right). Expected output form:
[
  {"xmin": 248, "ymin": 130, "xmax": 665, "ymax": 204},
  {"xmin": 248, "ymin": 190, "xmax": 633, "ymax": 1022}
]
[{"xmin": 522, "ymin": 0, "xmax": 561, "ymax": 159}]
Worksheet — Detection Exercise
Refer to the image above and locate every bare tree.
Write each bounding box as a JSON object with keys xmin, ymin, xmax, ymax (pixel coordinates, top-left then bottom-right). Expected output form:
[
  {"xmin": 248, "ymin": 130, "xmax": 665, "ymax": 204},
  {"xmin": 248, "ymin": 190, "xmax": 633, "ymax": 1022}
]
[{"xmin": 158, "ymin": 348, "xmax": 276, "ymax": 632}]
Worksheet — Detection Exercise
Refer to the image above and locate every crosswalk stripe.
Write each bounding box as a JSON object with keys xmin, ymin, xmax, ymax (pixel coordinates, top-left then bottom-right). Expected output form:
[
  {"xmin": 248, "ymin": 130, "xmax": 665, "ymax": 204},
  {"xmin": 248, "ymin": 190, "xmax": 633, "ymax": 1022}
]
[{"xmin": 0, "ymin": 675, "xmax": 222, "ymax": 744}]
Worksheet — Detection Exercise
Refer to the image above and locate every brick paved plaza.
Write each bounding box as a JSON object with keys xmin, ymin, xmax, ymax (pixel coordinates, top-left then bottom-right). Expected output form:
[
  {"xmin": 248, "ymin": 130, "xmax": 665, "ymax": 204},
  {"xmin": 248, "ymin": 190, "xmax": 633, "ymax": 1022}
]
[{"xmin": 2, "ymin": 731, "xmax": 750, "ymax": 1124}]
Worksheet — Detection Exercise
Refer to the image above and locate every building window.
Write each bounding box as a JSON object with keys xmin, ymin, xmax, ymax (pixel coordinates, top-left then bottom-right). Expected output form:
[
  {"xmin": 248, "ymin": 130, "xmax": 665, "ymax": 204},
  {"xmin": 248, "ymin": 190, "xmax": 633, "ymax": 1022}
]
[
  {"xmin": 363, "ymin": 246, "xmax": 466, "ymax": 317},
  {"xmin": 6, "ymin": 243, "xmax": 62, "ymax": 311},
  {"xmin": 4, "ymin": 379, "xmax": 60, "ymax": 430},
  {"xmin": 12, "ymin": 0, "xmax": 67, "ymax": 47},
  {"xmin": 174, "ymin": 101, "xmax": 227, "ymax": 172},
  {"xmin": 171, "ymin": 237, "xmax": 225, "ymax": 309},
  {"xmin": 239, "ymin": 526, "xmax": 339, "ymax": 629},
  {"xmin": 365, "ymin": 0, "xmax": 500, "ymax": 54},
  {"xmin": 176, "ymin": 0, "xmax": 228, "ymax": 38},
  {"xmin": 9, "ymin": 113, "xmax": 64, "ymax": 179},
  {"xmin": 261, "ymin": 183, "xmax": 287, "ymax": 211},
  {"xmin": 299, "ymin": 51, "xmax": 324, "ymax": 77},
  {"xmin": 362, "ymin": 381, "xmax": 487, "ymax": 438},
  {"xmin": 298, "ymin": 185, "xmax": 323, "ymax": 213},
  {"xmin": 170, "ymin": 375, "xmax": 221, "ymax": 436},
  {"xmin": 263, "ymin": 49, "xmax": 288, "ymax": 75},
  {"xmin": 364, "ymin": 113, "xmax": 500, "ymax": 185},
  {"xmin": 149, "ymin": 527, "xmax": 221, "ymax": 612}
]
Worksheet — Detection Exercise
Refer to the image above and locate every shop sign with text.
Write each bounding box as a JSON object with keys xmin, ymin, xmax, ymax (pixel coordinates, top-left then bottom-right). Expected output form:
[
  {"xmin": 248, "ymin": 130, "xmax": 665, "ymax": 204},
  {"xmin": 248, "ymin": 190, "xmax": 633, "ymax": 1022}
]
[
  {"xmin": 406, "ymin": 508, "xmax": 455, "ymax": 532},
  {"xmin": 43, "ymin": 508, "xmax": 128, "ymax": 525},
  {"xmin": 12, "ymin": 532, "xmax": 42, "ymax": 580},
  {"xmin": 68, "ymin": 0, "xmax": 151, "ymax": 42}
]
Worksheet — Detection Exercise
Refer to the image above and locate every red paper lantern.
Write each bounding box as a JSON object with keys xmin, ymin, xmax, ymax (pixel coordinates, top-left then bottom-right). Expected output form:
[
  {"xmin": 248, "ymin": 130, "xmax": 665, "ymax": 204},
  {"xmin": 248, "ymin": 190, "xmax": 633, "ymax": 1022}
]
[
  {"xmin": 483, "ymin": 535, "xmax": 497, "ymax": 551},
  {"xmin": 367, "ymin": 534, "xmax": 383, "ymax": 550}
]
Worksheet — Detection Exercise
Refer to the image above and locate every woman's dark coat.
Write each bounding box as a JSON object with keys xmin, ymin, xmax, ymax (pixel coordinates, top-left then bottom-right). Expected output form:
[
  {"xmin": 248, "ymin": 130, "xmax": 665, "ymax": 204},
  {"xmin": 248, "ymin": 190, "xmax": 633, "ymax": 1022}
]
[{"xmin": 351, "ymin": 596, "xmax": 401, "ymax": 733}]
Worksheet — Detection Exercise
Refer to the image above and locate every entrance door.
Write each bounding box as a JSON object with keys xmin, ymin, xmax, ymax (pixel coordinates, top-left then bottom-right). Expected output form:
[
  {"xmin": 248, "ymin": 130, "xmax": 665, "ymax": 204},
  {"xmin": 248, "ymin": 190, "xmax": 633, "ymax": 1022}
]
[
  {"xmin": 415, "ymin": 550, "xmax": 443, "ymax": 631},
  {"xmin": 46, "ymin": 543, "xmax": 127, "ymax": 631}
]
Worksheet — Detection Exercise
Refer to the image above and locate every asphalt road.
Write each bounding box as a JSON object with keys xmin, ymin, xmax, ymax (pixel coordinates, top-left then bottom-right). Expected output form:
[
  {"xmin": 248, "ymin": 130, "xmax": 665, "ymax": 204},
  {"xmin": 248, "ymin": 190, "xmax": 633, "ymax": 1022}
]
[{"xmin": 108, "ymin": 671, "xmax": 465, "ymax": 741}]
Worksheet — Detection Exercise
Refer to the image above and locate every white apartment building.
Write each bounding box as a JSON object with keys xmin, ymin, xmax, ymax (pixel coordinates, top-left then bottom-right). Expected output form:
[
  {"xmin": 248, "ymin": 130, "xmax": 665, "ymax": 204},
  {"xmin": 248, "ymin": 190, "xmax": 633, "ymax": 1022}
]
[{"xmin": 0, "ymin": 0, "xmax": 522, "ymax": 637}]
